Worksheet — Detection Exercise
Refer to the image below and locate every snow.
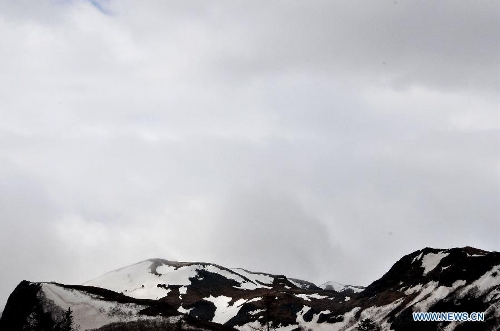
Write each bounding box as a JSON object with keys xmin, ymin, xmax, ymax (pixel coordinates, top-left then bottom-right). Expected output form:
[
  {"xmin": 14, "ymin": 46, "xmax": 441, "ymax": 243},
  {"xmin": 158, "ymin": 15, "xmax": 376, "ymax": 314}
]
[
  {"xmin": 295, "ymin": 294, "xmax": 310, "ymax": 301},
  {"xmin": 84, "ymin": 260, "xmax": 276, "ymax": 301},
  {"xmin": 357, "ymin": 298, "xmax": 405, "ymax": 331},
  {"xmin": 296, "ymin": 306, "xmax": 361, "ymax": 331},
  {"xmin": 247, "ymin": 297, "xmax": 262, "ymax": 303},
  {"xmin": 421, "ymin": 252, "xmax": 449, "ymax": 275},
  {"xmin": 177, "ymin": 306, "xmax": 193, "ymax": 315},
  {"xmin": 320, "ymin": 281, "xmax": 364, "ymax": 293},
  {"xmin": 288, "ymin": 279, "xmax": 303, "ymax": 289},
  {"xmin": 236, "ymin": 320, "xmax": 264, "ymax": 331},
  {"xmin": 442, "ymin": 297, "xmax": 500, "ymax": 331},
  {"xmin": 412, "ymin": 252, "xmax": 423, "ymax": 263},
  {"xmin": 458, "ymin": 265, "xmax": 500, "ymax": 298},
  {"xmin": 467, "ymin": 252, "xmax": 486, "ymax": 257},
  {"xmin": 203, "ymin": 295, "xmax": 246, "ymax": 324},
  {"xmin": 349, "ymin": 286, "xmax": 363, "ymax": 293},
  {"xmin": 486, "ymin": 287, "xmax": 500, "ymax": 302},
  {"xmin": 485, "ymin": 300, "xmax": 500, "ymax": 323},
  {"xmin": 155, "ymin": 264, "xmax": 199, "ymax": 285},
  {"xmin": 84, "ymin": 260, "xmax": 172, "ymax": 300},
  {"xmin": 288, "ymin": 278, "xmax": 318, "ymax": 290},
  {"xmin": 295, "ymin": 293, "xmax": 328, "ymax": 301},
  {"xmin": 404, "ymin": 284, "xmax": 423, "ymax": 295},
  {"xmin": 231, "ymin": 268, "xmax": 274, "ymax": 285},
  {"xmin": 404, "ymin": 282, "xmax": 438, "ymax": 310},
  {"xmin": 80, "ymin": 256, "xmax": 499, "ymax": 330},
  {"xmin": 274, "ymin": 324, "xmax": 299, "ymax": 331},
  {"xmin": 248, "ymin": 309, "xmax": 264, "ymax": 315},
  {"xmin": 404, "ymin": 280, "xmax": 466, "ymax": 312},
  {"xmin": 41, "ymin": 283, "xmax": 166, "ymax": 331},
  {"xmin": 204, "ymin": 265, "xmax": 256, "ymax": 289},
  {"xmin": 320, "ymin": 281, "xmax": 346, "ymax": 292}
]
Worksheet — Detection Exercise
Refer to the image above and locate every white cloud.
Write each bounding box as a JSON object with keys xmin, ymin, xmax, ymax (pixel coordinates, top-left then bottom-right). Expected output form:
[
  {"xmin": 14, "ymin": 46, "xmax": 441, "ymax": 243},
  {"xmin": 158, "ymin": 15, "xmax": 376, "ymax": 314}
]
[{"xmin": 0, "ymin": 0, "xmax": 498, "ymax": 309}]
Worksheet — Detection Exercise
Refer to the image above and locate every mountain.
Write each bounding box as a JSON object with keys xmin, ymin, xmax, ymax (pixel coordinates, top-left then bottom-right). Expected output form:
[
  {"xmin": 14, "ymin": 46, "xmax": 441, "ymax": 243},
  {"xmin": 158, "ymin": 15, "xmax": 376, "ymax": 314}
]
[
  {"xmin": 84, "ymin": 259, "xmax": 341, "ymax": 328},
  {"xmin": 356, "ymin": 246, "xmax": 500, "ymax": 331},
  {"xmin": 0, "ymin": 280, "xmax": 234, "ymax": 331},
  {"xmin": 319, "ymin": 281, "xmax": 365, "ymax": 294},
  {"xmin": 1, "ymin": 246, "xmax": 499, "ymax": 331}
]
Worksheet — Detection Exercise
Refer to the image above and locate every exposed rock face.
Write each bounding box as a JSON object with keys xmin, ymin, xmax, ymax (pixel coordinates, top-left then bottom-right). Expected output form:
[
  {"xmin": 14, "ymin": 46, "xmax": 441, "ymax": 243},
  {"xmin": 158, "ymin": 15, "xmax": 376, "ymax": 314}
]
[
  {"xmin": 1, "ymin": 246, "xmax": 499, "ymax": 331},
  {"xmin": 0, "ymin": 281, "xmax": 234, "ymax": 331}
]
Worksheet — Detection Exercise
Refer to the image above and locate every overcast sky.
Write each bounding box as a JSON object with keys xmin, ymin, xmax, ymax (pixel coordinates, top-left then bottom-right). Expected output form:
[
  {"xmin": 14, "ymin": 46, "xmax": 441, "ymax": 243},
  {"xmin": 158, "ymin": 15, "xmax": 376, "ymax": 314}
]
[{"xmin": 0, "ymin": 0, "xmax": 499, "ymax": 310}]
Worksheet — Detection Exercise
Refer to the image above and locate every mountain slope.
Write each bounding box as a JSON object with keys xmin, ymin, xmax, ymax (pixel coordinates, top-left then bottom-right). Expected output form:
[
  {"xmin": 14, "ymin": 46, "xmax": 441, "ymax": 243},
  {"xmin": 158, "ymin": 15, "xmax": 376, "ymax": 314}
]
[
  {"xmin": 1, "ymin": 246, "xmax": 499, "ymax": 330},
  {"xmin": 83, "ymin": 260, "xmax": 283, "ymax": 300},
  {"xmin": 356, "ymin": 246, "xmax": 500, "ymax": 331},
  {"xmin": 0, "ymin": 280, "xmax": 235, "ymax": 331},
  {"xmin": 84, "ymin": 259, "xmax": 341, "ymax": 329},
  {"xmin": 319, "ymin": 281, "xmax": 365, "ymax": 294}
]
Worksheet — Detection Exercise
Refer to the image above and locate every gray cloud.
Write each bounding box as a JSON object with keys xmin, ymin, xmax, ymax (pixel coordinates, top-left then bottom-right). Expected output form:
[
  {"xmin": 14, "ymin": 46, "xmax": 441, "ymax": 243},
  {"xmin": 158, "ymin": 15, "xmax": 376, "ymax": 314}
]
[
  {"xmin": 0, "ymin": 0, "xmax": 498, "ymax": 308},
  {"xmin": 206, "ymin": 186, "xmax": 339, "ymax": 282}
]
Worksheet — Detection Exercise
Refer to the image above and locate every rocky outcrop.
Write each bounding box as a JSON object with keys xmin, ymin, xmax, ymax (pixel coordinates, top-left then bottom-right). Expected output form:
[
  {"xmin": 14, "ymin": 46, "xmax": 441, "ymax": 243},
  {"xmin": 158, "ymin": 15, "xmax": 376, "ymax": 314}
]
[{"xmin": 1, "ymin": 247, "xmax": 499, "ymax": 330}]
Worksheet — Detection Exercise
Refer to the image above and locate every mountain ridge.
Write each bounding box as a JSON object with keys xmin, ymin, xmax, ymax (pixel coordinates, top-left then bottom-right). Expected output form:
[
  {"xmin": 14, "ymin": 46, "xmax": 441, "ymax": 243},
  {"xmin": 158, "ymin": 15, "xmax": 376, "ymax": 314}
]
[{"xmin": 1, "ymin": 246, "xmax": 499, "ymax": 330}]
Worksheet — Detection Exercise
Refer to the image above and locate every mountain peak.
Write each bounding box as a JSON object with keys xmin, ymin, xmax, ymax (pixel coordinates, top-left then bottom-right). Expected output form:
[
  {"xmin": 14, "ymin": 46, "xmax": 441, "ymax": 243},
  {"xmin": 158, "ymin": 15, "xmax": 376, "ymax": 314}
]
[
  {"xmin": 319, "ymin": 281, "xmax": 365, "ymax": 293},
  {"xmin": 2, "ymin": 246, "xmax": 499, "ymax": 331}
]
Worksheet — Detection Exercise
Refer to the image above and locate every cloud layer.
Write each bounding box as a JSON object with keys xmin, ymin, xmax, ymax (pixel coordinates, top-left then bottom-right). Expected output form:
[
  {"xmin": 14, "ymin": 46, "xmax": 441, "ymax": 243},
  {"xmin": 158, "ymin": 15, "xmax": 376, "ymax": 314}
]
[{"xmin": 0, "ymin": 0, "xmax": 498, "ymax": 309}]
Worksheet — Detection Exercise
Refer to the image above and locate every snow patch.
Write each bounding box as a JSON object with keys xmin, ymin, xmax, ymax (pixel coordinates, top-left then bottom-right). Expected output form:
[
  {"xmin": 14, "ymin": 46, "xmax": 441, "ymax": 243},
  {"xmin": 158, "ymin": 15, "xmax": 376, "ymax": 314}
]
[
  {"xmin": 405, "ymin": 280, "xmax": 466, "ymax": 312},
  {"xmin": 295, "ymin": 293, "xmax": 328, "ymax": 301},
  {"xmin": 296, "ymin": 306, "xmax": 361, "ymax": 331},
  {"xmin": 232, "ymin": 268, "xmax": 274, "ymax": 286},
  {"xmin": 178, "ymin": 306, "xmax": 193, "ymax": 315},
  {"xmin": 247, "ymin": 297, "xmax": 262, "ymax": 303},
  {"xmin": 249, "ymin": 309, "xmax": 264, "ymax": 316},
  {"xmin": 421, "ymin": 252, "xmax": 449, "ymax": 275},
  {"xmin": 320, "ymin": 281, "xmax": 346, "ymax": 292},
  {"xmin": 459, "ymin": 265, "xmax": 500, "ymax": 298},
  {"xmin": 204, "ymin": 295, "xmax": 246, "ymax": 324},
  {"xmin": 85, "ymin": 260, "xmax": 273, "ymax": 300},
  {"xmin": 358, "ymin": 298, "xmax": 404, "ymax": 330},
  {"xmin": 84, "ymin": 261, "xmax": 176, "ymax": 300},
  {"xmin": 41, "ymin": 283, "xmax": 166, "ymax": 331},
  {"xmin": 404, "ymin": 284, "xmax": 423, "ymax": 295},
  {"xmin": 412, "ymin": 252, "xmax": 423, "ymax": 263},
  {"xmin": 320, "ymin": 281, "xmax": 364, "ymax": 293}
]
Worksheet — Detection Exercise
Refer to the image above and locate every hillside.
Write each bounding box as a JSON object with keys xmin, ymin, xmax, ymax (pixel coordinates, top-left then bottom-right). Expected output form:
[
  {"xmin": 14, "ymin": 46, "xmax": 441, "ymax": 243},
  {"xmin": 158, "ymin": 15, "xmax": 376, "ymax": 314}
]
[{"xmin": 1, "ymin": 246, "xmax": 499, "ymax": 330}]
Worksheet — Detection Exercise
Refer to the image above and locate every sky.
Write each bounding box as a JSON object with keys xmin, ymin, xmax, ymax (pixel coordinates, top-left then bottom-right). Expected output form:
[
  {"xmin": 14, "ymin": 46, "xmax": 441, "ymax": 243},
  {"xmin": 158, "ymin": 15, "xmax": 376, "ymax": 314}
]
[{"xmin": 0, "ymin": 0, "xmax": 499, "ymax": 310}]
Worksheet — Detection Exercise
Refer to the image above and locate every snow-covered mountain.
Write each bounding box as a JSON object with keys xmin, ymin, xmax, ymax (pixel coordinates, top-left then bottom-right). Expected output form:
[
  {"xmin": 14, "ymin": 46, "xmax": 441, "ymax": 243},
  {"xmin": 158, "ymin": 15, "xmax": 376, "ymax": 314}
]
[
  {"xmin": 319, "ymin": 281, "xmax": 365, "ymax": 294},
  {"xmin": 1, "ymin": 246, "xmax": 499, "ymax": 331},
  {"xmin": 356, "ymin": 246, "xmax": 500, "ymax": 330},
  {"xmin": 84, "ymin": 259, "xmax": 337, "ymax": 329},
  {"xmin": 84, "ymin": 260, "xmax": 284, "ymax": 299},
  {"xmin": 0, "ymin": 281, "xmax": 233, "ymax": 331}
]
